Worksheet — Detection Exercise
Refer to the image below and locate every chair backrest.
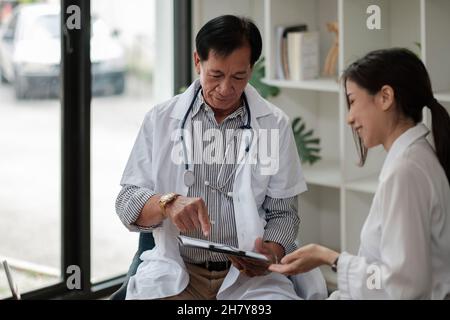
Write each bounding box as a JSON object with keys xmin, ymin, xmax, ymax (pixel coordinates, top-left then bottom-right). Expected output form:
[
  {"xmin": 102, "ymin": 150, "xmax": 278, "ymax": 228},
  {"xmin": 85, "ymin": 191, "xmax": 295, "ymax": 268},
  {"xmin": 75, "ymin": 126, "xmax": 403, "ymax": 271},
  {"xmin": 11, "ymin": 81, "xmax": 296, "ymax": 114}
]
[
  {"xmin": 137, "ymin": 232, "xmax": 156, "ymax": 253},
  {"xmin": 109, "ymin": 232, "xmax": 155, "ymax": 300}
]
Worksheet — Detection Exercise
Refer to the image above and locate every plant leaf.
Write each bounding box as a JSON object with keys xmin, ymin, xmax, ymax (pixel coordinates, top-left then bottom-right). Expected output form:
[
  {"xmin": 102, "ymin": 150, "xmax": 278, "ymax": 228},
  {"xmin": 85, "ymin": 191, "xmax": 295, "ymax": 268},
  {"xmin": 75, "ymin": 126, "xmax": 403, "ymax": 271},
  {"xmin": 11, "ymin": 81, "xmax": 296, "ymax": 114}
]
[
  {"xmin": 249, "ymin": 57, "xmax": 280, "ymax": 99},
  {"xmin": 300, "ymin": 129, "xmax": 314, "ymax": 139},
  {"xmin": 291, "ymin": 117, "xmax": 321, "ymax": 165}
]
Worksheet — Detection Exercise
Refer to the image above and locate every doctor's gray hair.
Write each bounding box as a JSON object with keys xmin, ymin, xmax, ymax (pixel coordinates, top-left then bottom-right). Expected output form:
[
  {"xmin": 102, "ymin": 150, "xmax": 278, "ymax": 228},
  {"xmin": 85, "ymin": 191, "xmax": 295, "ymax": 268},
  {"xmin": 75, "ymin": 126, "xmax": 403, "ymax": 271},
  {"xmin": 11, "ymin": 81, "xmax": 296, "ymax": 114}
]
[
  {"xmin": 195, "ymin": 15, "xmax": 262, "ymax": 67},
  {"xmin": 342, "ymin": 48, "xmax": 450, "ymax": 184}
]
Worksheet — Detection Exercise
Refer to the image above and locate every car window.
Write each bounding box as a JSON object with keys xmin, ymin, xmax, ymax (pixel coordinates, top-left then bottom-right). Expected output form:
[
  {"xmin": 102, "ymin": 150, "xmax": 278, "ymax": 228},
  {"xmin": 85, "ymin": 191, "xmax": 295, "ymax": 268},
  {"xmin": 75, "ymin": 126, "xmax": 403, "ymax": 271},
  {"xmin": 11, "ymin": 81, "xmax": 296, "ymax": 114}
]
[
  {"xmin": 21, "ymin": 13, "xmax": 109, "ymax": 41},
  {"xmin": 21, "ymin": 14, "xmax": 59, "ymax": 41},
  {"xmin": 35, "ymin": 14, "xmax": 60, "ymax": 38},
  {"xmin": 3, "ymin": 11, "xmax": 18, "ymax": 39}
]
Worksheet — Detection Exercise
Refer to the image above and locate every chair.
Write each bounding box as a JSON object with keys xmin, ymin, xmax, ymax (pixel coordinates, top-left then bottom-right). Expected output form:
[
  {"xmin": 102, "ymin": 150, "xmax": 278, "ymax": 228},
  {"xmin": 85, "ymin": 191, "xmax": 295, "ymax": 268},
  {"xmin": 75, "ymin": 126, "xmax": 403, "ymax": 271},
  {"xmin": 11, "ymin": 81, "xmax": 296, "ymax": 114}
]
[{"xmin": 109, "ymin": 232, "xmax": 155, "ymax": 300}]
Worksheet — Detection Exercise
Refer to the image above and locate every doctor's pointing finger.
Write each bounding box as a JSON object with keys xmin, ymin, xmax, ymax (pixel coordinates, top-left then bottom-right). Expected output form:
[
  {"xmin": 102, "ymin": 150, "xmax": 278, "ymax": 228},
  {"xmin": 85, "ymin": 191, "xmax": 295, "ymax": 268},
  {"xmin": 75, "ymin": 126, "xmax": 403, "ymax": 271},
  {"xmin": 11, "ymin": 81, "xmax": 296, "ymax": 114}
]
[
  {"xmin": 135, "ymin": 193, "xmax": 211, "ymax": 237},
  {"xmin": 163, "ymin": 195, "xmax": 211, "ymax": 236}
]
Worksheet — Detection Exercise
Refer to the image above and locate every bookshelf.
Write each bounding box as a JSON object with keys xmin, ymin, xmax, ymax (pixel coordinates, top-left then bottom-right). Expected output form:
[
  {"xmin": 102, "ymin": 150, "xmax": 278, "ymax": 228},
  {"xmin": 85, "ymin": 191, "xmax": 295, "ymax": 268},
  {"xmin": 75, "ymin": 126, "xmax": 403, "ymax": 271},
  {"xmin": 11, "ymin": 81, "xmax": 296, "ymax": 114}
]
[
  {"xmin": 263, "ymin": 78, "xmax": 339, "ymax": 92},
  {"xmin": 263, "ymin": 0, "xmax": 450, "ymax": 290},
  {"xmin": 302, "ymin": 159, "xmax": 341, "ymax": 189},
  {"xmin": 435, "ymin": 92, "xmax": 450, "ymax": 103}
]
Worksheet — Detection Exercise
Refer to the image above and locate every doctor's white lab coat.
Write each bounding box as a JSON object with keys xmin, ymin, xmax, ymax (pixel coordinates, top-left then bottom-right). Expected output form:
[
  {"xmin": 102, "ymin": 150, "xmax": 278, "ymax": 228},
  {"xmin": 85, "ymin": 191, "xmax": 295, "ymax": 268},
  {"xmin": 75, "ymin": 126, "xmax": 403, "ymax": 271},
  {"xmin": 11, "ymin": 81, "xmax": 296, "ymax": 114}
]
[
  {"xmin": 120, "ymin": 80, "xmax": 327, "ymax": 300},
  {"xmin": 332, "ymin": 124, "xmax": 450, "ymax": 299}
]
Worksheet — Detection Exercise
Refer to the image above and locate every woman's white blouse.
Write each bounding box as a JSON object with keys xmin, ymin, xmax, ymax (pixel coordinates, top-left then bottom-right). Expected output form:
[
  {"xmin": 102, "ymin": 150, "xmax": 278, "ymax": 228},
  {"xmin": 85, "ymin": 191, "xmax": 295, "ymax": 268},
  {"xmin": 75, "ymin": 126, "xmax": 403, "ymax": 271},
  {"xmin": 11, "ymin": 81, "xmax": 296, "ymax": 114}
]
[{"xmin": 336, "ymin": 124, "xmax": 450, "ymax": 299}]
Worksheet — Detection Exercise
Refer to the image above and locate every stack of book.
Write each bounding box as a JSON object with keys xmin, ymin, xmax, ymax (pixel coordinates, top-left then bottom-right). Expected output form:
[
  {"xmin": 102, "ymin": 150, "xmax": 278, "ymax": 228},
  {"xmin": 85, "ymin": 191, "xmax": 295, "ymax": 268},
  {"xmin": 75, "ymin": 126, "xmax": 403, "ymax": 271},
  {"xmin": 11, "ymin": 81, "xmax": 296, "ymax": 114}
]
[{"xmin": 274, "ymin": 24, "xmax": 319, "ymax": 81}]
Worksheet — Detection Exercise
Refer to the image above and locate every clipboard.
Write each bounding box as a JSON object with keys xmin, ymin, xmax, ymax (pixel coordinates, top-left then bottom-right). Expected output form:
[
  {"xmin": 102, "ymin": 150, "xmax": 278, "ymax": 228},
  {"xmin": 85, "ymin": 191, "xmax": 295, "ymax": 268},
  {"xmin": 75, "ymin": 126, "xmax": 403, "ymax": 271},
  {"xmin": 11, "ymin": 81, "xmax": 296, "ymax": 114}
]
[{"xmin": 177, "ymin": 235, "xmax": 270, "ymax": 262}]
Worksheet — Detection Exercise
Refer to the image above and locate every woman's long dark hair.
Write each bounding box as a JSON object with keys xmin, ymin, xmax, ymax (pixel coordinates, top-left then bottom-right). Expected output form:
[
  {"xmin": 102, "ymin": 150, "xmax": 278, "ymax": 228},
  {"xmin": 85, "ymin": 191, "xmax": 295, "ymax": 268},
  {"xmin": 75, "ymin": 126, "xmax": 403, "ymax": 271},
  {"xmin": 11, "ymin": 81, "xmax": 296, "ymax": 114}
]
[{"xmin": 342, "ymin": 48, "xmax": 450, "ymax": 184}]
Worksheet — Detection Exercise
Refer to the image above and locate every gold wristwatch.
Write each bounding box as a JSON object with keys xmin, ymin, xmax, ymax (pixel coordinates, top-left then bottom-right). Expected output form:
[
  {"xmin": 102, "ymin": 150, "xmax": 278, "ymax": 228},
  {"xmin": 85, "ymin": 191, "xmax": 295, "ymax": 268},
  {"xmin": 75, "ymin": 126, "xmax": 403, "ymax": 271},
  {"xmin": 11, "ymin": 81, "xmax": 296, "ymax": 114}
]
[{"xmin": 159, "ymin": 193, "xmax": 179, "ymax": 217}]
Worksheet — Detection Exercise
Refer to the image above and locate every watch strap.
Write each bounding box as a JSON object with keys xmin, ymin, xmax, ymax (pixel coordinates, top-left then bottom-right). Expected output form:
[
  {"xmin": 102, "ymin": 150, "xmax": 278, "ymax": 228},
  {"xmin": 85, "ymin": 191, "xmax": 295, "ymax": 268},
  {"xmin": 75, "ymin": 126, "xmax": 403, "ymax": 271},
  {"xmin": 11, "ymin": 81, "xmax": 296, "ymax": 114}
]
[{"xmin": 331, "ymin": 256, "xmax": 339, "ymax": 273}]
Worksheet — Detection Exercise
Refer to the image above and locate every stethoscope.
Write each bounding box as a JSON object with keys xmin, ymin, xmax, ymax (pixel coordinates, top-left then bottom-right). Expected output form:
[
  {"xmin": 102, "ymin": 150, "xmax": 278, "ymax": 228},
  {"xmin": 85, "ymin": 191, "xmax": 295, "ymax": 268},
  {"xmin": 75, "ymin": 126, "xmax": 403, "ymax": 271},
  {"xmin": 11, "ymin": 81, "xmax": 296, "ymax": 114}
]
[{"xmin": 180, "ymin": 86, "xmax": 254, "ymax": 196}]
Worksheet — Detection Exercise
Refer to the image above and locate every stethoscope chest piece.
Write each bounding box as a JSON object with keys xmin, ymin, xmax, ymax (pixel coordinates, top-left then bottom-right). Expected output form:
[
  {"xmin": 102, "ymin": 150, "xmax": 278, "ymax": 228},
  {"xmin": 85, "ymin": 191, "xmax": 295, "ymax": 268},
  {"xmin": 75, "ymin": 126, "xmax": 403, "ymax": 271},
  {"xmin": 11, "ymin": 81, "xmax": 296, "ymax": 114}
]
[
  {"xmin": 184, "ymin": 170, "xmax": 195, "ymax": 187},
  {"xmin": 181, "ymin": 85, "xmax": 253, "ymax": 189}
]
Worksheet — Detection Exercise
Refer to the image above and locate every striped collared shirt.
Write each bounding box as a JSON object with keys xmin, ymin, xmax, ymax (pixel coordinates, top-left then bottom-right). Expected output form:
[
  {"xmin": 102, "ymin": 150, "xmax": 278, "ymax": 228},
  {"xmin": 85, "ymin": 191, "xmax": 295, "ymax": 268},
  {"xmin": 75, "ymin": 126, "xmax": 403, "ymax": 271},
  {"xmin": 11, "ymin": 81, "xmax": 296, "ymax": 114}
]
[{"xmin": 116, "ymin": 90, "xmax": 300, "ymax": 263}]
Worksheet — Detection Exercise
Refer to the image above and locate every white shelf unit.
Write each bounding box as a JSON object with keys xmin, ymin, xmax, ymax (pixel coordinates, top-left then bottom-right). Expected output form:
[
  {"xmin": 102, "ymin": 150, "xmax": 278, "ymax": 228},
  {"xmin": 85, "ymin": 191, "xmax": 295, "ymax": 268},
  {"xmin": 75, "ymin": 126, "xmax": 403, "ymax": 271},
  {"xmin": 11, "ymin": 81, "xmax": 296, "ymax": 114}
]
[
  {"xmin": 345, "ymin": 174, "xmax": 378, "ymax": 194},
  {"xmin": 302, "ymin": 159, "xmax": 341, "ymax": 189},
  {"xmin": 435, "ymin": 92, "xmax": 450, "ymax": 103},
  {"xmin": 423, "ymin": 0, "xmax": 450, "ymax": 118},
  {"xmin": 264, "ymin": 0, "xmax": 449, "ymax": 290},
  {"xmin": 271, "ymin": 88, "xmax": 341, "ymax": 189},
  {"xmin": 298, "ymin": 185, "xmax": 341, "ymax": 251},
  {"xmin": 262, "ymin": 78, "xmax": 339, "ymax": 92}
]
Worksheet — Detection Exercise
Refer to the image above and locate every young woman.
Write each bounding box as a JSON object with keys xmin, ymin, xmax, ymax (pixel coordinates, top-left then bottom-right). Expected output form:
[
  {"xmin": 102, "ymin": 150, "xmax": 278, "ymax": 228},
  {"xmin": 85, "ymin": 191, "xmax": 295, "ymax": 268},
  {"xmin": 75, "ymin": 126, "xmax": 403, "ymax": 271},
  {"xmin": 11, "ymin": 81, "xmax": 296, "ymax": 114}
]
[{"xmin": 269, "ymin": 48, "xmax": 450, "ymax": 299}]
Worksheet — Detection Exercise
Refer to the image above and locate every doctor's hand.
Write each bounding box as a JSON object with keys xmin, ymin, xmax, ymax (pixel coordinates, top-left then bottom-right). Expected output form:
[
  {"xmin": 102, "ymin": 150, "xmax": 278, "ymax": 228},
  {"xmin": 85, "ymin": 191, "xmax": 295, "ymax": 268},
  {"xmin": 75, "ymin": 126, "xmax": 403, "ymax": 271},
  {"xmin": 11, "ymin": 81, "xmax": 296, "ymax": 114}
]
[
  {"xmin": 228, "ymin": 238, "xmax": 284, "ymax": 277},
  {"xmin": 268, "ymin": 244, "xmax": 339, "ymax": 276},
  {"xmin": 165, "ymin": 196, "xmax": 211, "ymax": 237}
]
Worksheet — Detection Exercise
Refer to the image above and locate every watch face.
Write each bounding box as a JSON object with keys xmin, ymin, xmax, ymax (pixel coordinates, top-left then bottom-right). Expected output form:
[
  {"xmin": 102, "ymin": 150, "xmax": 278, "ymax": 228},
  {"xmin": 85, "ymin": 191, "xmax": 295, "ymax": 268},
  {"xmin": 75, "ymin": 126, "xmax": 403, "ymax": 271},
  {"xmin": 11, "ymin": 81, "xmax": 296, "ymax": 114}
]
[{"xmin": 161, "ymin": 193, "xmax": 175, "ymax": 203}]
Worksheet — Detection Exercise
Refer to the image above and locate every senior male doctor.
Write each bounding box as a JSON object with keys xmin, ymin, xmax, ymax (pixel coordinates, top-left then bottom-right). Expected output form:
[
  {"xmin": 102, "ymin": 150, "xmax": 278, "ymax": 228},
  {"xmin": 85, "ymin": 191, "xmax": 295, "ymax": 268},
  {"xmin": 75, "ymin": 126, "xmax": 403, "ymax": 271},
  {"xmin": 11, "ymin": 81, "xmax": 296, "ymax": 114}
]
[{"xmin": 116, "ymin": 15, "xmax": 326, "ymax": 300}]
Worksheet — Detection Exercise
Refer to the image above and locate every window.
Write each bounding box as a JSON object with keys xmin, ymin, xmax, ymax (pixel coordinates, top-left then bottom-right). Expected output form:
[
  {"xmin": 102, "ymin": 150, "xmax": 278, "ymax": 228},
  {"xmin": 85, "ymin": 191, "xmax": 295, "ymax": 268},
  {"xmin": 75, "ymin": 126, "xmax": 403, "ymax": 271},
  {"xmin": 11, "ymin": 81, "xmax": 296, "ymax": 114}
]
[
  {"xmin": 89, "ymin": 0, "xmax": 173, "ymax": 283},
  {"xmin": 0, "ymin": 1, "xmax": 61, "ymax": 299},
  {"xmin": 1, "ymin": 0, "xmax": 182, "ymax": 299}
]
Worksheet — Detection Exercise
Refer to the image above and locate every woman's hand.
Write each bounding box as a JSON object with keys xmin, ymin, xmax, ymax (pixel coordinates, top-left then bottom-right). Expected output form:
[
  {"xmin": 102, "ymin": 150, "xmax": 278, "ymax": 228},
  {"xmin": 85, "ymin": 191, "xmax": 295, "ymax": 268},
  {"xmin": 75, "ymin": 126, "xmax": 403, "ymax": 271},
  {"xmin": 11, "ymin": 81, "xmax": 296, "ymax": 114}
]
[{"xmin": 268, "ymin": 244, "xmax": 339, "ymax": 275}]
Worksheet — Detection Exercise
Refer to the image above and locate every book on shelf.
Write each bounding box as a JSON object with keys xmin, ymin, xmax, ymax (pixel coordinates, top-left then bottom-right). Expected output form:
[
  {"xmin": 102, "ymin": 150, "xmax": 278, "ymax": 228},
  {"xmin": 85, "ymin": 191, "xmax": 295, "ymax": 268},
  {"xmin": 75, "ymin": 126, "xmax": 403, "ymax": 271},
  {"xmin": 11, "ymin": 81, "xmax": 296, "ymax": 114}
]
[
  {"xmin": 274, "ymin": 24, "xmax": 308, "ymax": 80},
  {"xmin": 287, "ymin": 30, "xmax": 319, "ymax": 81}
]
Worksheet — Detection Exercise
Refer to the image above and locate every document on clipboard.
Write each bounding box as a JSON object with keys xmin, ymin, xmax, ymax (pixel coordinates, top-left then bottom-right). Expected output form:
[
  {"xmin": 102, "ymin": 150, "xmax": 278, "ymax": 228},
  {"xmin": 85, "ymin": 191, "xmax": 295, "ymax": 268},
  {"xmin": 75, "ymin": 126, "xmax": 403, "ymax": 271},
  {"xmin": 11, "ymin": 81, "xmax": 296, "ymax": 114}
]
[{"xmin": 177, "ymin": 235, "xmax": 270, "ymax": 263}]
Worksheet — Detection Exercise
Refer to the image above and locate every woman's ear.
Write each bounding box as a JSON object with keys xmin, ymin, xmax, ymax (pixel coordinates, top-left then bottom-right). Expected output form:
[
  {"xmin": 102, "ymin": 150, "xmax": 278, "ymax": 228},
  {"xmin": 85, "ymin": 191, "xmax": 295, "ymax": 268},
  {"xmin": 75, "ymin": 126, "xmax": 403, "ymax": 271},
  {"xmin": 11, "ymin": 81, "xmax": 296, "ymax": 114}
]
[{"xmin": 380, "ymin": 85, "xmax": 395, "ymax": 111}]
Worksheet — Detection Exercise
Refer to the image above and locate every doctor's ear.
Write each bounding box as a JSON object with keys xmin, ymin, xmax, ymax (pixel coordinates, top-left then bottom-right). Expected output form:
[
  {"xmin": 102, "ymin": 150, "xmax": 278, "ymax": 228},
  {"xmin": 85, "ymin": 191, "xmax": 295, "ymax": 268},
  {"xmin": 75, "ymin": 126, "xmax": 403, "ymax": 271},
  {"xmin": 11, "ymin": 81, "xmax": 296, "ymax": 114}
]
[
  {"xmin": 379, "ymin": 85, "xmax": 395, "ymax": 111},
  {"xmin": 194, "ymin": 51, "xmax": 201, "ymax": 74}
]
